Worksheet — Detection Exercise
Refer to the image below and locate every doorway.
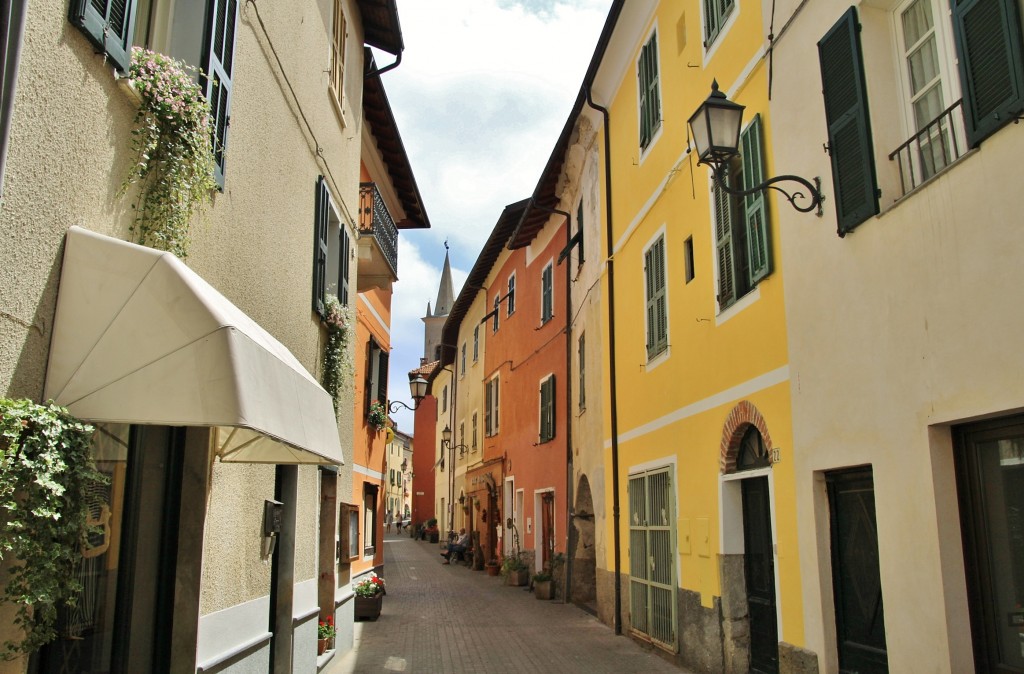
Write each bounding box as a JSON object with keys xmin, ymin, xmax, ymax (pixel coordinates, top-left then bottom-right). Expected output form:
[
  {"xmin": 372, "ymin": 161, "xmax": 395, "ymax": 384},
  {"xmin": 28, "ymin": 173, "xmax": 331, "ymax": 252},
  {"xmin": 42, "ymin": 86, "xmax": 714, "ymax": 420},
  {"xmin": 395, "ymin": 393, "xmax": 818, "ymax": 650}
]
[
  {"xmin": 826, "ymin": 466, "xmax": 887, "ymax": 673},
  {"xmin": 743, "ymin": 475, "xmax": 778, "ymax": 673},
  {"xmin": 955, "ymin": 416, "xmax": 1024, "ymax": 673}
]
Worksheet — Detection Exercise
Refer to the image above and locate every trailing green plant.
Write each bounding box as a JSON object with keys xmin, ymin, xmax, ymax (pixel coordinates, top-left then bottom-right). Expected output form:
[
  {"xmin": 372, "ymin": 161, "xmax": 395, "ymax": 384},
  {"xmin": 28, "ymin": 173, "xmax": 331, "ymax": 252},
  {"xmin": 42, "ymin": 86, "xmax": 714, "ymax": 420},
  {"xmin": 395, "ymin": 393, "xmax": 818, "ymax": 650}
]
[
  {"xmin": 0, "ymin": 399, "xmax": 104, "ymax": 659},
  {"xmin": 321, "ymin": 294, "xmax": 354, "ymax": 412},
  {"xmin": 121, "ymin": 47, "xmax": 218, "ymax": 259},
  {"xmin": 367, "ymin": 401, "xmax": 387, "ymax": 432},
  {"xmin": 500, "ymin": 553, "xmax": 528, "ymax": 575}
]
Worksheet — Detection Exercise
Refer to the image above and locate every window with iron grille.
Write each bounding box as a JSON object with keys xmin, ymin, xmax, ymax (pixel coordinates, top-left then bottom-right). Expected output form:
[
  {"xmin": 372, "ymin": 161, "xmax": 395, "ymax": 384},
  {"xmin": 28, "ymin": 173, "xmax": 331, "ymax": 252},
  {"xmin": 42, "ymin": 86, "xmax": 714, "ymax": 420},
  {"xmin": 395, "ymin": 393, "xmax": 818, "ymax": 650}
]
[{"xmin": 628, "ymin": 468, "xmax": 677, "ymax": 648}]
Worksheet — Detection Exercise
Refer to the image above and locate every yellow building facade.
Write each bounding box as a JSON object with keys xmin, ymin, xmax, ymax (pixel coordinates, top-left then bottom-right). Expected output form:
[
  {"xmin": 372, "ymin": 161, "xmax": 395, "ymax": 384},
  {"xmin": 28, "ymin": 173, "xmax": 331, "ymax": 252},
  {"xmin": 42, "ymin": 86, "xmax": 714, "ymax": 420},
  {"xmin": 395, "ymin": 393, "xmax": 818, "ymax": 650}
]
[{"xmin": 584, "ymin": 2, "xmax": 810, "ymax": 671}]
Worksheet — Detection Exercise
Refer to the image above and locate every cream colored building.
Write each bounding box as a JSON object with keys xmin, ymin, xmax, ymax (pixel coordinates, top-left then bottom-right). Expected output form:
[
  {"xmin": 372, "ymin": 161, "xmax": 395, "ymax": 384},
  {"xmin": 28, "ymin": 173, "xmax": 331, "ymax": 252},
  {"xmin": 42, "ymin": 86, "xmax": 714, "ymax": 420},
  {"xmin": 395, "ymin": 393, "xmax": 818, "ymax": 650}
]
[
  {"xmin": 0, "ymin": 0, "xmax": 415, "ymax": 672},
  {"xmin": 770, "ymin": 0, "xmax": 1024, "ymax": 672}
]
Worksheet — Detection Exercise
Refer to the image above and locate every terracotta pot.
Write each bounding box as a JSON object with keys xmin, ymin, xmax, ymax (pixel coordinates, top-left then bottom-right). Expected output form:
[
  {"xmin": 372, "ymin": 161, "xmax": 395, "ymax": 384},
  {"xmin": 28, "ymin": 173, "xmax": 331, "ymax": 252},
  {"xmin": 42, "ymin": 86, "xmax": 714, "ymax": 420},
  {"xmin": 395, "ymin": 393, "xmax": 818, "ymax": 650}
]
[
  {"xmin": 317, "ymin": 638, "xmax": 328, "ymax": 655},
  {"xmin": 486, "ymin": 563, "xmax": 500, "ymax": 576}
]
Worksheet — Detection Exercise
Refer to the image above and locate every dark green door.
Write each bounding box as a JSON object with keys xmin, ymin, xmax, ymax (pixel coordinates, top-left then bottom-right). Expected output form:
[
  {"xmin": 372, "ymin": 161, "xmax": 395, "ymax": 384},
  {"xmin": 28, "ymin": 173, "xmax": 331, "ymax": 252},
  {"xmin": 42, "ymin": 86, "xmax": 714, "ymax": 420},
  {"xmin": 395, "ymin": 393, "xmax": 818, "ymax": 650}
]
[
  {"xmin": 742, "ymin": 476, "xmax": 778, "ymax": 674},
  {"xmin": 827, "ymin": 467, "xmax": 888, "ymax": 673}
]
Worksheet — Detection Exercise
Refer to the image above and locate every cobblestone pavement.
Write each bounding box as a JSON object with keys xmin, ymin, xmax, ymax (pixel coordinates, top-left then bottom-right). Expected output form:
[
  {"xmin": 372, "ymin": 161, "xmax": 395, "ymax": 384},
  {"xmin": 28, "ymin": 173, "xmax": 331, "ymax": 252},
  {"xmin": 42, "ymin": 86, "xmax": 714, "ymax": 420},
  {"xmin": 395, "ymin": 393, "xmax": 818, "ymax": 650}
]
[{"xmin": 327, "ymin": 532, "xmax": 686, "ymax": 674}]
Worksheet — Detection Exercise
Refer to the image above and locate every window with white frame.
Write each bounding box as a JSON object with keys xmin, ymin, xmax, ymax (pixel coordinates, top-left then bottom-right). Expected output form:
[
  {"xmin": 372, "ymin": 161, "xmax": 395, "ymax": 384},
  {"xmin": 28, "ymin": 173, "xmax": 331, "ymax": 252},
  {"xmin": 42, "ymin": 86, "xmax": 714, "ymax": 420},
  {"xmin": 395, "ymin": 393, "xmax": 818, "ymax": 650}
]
[
  {"xmin": 473, "ymin": 326, "xmax": 479, "ymax": 362},
  {"xmin": 472, "ymin": 412, "xmax": 478, "ymax": 450},
  {"xmin": 540, "ymin": 262, "xmax": 554, "ymax": 324},
  {"xmin": 329, "ymin": 0, "xmax": 349, "ymax": 119},
  {"xmin": 312, "ymin": 175, "xmax": 351, "ymax": 317},
  {"xmin": 714, "ymin": 115, "xmax": 771, "ymax": 311},
  {"xmin": 460, "ymin": 343, "xmax": 466, "ymax": 375},
  {"xmin": 485, "ymin": 376, "xmax": 500, "ymax": 436},
  {"xmin": 638, "ymin": 30, "xmax": 661, "ymax": 150},
  {"xmin": 644, "ymin": 235, "xmax": 668, "ymax": 359},
  {"xmin": 703, "ymin": 0, "xmax": 735, "ymax": 49},
  {"xmin": 507, "ymin": 273, "xmax": 516, "ymax": 316},
  {"xmin": 539, "ymin": 375, "xmax": 556, "ymax": 443},
  {"xmin": 492, "ymin": 295, "xmax": 500, "ymax": 333}
]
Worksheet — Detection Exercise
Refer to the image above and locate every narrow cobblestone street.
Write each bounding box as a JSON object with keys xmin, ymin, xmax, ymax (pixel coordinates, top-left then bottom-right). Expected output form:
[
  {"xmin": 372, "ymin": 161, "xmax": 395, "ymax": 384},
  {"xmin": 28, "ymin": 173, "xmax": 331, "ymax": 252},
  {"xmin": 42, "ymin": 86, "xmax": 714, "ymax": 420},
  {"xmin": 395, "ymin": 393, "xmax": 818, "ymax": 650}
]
[{"xmin": 328, "ymin": 533, "xmax": 686, "ymax": 674}]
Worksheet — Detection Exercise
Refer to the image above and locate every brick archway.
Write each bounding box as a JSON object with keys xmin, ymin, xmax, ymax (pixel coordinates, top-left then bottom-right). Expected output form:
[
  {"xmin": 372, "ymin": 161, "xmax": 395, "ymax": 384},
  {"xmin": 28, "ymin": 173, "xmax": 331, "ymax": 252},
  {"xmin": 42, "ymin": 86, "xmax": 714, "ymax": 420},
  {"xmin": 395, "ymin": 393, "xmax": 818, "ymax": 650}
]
[{"xmin": 719, "ymin": 400, "xmax": 773, "ymax": 474}]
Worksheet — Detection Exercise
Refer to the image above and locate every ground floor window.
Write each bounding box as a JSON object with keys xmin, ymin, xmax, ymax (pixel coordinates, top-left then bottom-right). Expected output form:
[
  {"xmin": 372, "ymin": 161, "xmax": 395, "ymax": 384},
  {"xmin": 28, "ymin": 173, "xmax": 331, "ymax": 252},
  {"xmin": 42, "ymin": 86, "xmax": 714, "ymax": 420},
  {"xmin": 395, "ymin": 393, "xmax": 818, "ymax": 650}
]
[
  {"xmin": 955, "ymin": 416, "xmax": 1024, "ymax": 672},
  {"xmin": 33, "ymin": 424, "xmax": 183, "ymax": 674},
  {"xmin": 363, "ymin": 484, "xmax": 378, "ymax": 557}
]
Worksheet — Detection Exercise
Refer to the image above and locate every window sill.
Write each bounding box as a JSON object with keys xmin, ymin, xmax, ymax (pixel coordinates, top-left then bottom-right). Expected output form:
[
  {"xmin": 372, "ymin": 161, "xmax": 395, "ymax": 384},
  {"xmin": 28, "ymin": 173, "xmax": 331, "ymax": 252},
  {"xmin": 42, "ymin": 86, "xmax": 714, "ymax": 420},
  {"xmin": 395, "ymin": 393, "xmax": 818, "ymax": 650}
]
[
  {"xmin": 883, "ymin": 147, "xmax": 977, "ymax": 215},
  {"xmin": 644, "ymin": 346, "xmax": 670, "ymax": 373},
  {"xmin": 715, "ymin": 285, "xmax": 760, "ymax": 326}
]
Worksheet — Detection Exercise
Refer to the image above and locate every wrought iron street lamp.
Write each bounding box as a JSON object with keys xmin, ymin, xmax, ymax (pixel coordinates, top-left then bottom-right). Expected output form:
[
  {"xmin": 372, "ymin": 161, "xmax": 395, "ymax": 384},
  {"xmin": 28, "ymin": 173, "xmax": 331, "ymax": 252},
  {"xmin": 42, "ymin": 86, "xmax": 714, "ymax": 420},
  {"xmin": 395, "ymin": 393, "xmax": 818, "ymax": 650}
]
[
  {"xmin": 441, "ymin": 424, "xmax": 470, "ymax": 456},
  {"xmin": 687, "ymin": 80, "xmax": 824, "ymax": 216},
  {"xmin": 387, "ymin": 375, "xmax": 429, "ymax": 413}
]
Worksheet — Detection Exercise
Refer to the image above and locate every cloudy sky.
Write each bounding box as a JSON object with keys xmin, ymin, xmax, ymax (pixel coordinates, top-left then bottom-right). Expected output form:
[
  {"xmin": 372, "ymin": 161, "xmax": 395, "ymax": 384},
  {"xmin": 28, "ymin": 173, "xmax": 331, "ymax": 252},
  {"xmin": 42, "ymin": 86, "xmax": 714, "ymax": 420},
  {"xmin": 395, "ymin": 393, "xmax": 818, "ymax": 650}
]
[{"xmin": 377, "ymin": 0, "xmax": 612, "ymax": 431}]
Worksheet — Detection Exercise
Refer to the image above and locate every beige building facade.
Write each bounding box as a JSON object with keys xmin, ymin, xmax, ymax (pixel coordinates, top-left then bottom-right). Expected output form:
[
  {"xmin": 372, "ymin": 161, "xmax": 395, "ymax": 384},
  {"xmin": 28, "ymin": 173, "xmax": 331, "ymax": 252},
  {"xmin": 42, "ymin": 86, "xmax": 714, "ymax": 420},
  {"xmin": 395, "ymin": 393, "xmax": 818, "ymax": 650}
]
[{"xmin": 0, "ymin": 0, "xmax": 413, "ymax": 672}]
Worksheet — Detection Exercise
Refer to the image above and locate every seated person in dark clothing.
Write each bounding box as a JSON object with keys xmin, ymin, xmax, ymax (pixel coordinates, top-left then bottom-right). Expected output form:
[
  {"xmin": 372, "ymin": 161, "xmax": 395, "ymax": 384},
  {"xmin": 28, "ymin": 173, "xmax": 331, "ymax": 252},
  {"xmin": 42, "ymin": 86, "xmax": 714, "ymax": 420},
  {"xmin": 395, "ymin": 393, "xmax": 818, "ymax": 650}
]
[{"xmin": 441, "ymin": 528, "xmax": 471, "ymax": 564}]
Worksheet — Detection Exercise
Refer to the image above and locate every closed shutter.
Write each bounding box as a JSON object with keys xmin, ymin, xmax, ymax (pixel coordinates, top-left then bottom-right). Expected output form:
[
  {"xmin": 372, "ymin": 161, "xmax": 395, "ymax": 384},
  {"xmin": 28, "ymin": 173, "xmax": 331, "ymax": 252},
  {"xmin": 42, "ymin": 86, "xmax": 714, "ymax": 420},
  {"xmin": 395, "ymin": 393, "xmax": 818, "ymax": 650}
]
[
  {"xmin": 715, "ymin": 180, "xmax": 736, "ymax": 308},
  {"xmin": 952, "ymin": 0, "xmax": 1024, "ymax": 147},
  {"xmin": 312, "ymin": 176, "xmax": 329, "ymax": 316},
  {"xmin": 376, "ymin": 349, "xmax": 389, "ymax": 405},
  {"xmin": 364, "ymin": 340, "xmax": 375, "ymax": 414},
  {"xmin": 638, "ymin": 33, "xmax": 660, "ymax": 148},
  {"xmin": 485, "ymin": 383, "xmax": 492, "ymax": 436},
  {"xmin": 541, "ymin": 266, "xmax": 553, "ymax": 322},
  {"xmin": 540, "ymin": 376, "xmax": 556, "ymax": 441},
  {"xmin": 644, "ymin": 238, "xmax": 667, "ymax": 358},
  {"xmin": 493, "ymin": 377, "xmax": 499, "ymax": 432},
  {"xmin": 68, "ymin": 0, "xmax": 136, "ymax": 72},
  {"xmin": 818, "ymin": 7, "xmax": 878, "ymax": 235},
  {"xmin": 204, "ymin": 0, "xmax": 238, "ymax": 187},
  {"xmin": 741, "ymin": 115, "xmax": 772, "ymax": 284}
]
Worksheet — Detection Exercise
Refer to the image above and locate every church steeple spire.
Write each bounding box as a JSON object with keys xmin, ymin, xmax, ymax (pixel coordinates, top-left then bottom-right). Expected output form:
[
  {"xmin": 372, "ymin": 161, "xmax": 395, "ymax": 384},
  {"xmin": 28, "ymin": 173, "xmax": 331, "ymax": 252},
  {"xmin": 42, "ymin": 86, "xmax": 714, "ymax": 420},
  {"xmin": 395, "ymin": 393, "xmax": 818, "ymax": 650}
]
[{"xmin": 434, "ymin": 242, "xmax": 455, "ymax": 317}]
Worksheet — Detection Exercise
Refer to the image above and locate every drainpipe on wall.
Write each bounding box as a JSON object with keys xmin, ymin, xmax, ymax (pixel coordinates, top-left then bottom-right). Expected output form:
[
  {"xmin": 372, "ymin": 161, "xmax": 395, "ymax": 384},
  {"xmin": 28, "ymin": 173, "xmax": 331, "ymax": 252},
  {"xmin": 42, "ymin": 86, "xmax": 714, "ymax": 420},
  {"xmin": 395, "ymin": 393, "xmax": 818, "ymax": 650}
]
[{"xmin": 583, "ymin": 85, "xmax": 622, "ymax": 635}]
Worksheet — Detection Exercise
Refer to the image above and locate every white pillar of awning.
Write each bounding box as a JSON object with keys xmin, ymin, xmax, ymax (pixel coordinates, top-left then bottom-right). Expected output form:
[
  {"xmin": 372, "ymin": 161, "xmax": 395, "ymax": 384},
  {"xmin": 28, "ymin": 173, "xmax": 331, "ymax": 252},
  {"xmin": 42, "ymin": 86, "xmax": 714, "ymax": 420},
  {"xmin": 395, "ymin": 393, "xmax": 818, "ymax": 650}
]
[{"xmin": 44, "ymin": 226, "xmax": 343, "ymax": 465}]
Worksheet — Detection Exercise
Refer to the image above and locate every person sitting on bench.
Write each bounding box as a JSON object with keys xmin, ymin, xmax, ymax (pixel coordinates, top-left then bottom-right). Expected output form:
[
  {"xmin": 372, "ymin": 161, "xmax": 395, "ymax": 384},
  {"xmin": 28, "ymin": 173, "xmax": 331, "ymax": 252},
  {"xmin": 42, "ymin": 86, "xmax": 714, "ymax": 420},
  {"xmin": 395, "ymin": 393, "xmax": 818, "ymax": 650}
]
[{"xmin": 441, "ymin": 528, "xmax": 470, "ymax": 564}]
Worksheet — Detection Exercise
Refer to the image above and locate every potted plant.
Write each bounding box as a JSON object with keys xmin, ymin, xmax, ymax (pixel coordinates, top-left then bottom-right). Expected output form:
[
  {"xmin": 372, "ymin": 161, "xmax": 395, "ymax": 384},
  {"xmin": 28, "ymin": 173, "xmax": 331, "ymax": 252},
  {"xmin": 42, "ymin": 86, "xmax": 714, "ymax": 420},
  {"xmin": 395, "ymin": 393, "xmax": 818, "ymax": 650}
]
[
  {"xmin": 424, "ymin": 518, "xmax": 439, "ymax": 543},
  {"xmin": 317, "ymin": 615, "xmax": 336, "ymax": 655},
  {"xmin": 532, "ymin": 571, "xmax": 554, "ymax": 600},
  {"xmin": 367, "ymin": 401, "xmax": 387, "ymax": 431},
  {"xmin": 485, "ymin": 559, "xmax": 501, "ymax": 576},
  {"xmin": 353, "ymin": 572, "xmax": 386, "ymax": 621},
  {"xmin": 501, "ymin": 553, "xmax": 530, "ymax": 586}
]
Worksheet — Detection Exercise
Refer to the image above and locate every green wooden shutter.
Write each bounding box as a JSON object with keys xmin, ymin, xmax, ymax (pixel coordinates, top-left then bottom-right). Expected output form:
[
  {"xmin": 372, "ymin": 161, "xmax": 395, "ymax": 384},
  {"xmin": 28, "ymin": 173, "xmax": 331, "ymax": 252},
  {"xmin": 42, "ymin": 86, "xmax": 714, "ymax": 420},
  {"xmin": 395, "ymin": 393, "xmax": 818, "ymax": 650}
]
[
  {"xmin": 312, "ymin": 176, "xmax": 329, "ymax": 316},
  {"xmin": 542, "ymin": 265, "xmax": 553, "ymax": 322},
  {"xmin": 952, "ymin": 0, "xmax": 1024, "ymax": 147},
  {"xmin": 715, "ymin": 179, "xmax": 736, "ymax": 308},
  {"xmin": 638, "ymin": 33, "xmax": 659, "ymax": 148},
  {"xmin": 741, "ymin": 115, "xmax": 772, "ymax": 284},
  {"xmin": 204, "ymin": 0, "xmax": 238, "ymax": 187},
  {"xmin": 818, "ymin": 7, "xmax": 878, "ymax": 235},
  {"xmin": 339, "ymin": 225, "xmax": 350, "ymax": 305},
  {"xmin": 644, "ymin": 238, "xmax": 667, "ymax": 357},
  {"xmin": 377, "ymin": 349, "xmax": 389, "ymax": 405},
  {"xmin": 68, "ymin": 0, "xmax": 136, "ymax": 72}
]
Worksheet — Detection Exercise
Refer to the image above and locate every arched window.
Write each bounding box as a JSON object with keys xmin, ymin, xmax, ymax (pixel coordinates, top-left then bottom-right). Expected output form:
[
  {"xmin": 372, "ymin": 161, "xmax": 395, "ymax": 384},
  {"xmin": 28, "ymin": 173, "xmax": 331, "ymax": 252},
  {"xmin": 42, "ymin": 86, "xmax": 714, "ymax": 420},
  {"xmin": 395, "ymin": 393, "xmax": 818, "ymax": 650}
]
[{"xmin": 736, "ymin": 425, "xmax": 770, "ymax": 471}]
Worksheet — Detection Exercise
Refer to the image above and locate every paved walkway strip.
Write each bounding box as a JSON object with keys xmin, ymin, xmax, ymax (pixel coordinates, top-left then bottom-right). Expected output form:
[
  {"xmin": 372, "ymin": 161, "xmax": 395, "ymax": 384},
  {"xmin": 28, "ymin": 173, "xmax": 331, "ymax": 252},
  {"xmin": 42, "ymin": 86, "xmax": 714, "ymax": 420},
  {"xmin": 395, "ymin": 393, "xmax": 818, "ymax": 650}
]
[{"xmin": 328, "ymin": 533, "xmax": 685, "ymax": 673}]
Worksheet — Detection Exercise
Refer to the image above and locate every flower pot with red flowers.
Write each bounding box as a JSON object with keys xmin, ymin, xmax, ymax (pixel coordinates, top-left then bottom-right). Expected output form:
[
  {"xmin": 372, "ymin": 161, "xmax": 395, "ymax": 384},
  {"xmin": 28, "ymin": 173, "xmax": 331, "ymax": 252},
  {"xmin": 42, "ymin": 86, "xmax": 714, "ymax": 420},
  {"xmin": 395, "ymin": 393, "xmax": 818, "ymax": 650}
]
[
  {"xmin": 353, "ymin": 572, "xmax": 386, "ymax": 621},
  {"xmin": 317, "ymin": 615, "xmax": 336, "ymax": 654}
]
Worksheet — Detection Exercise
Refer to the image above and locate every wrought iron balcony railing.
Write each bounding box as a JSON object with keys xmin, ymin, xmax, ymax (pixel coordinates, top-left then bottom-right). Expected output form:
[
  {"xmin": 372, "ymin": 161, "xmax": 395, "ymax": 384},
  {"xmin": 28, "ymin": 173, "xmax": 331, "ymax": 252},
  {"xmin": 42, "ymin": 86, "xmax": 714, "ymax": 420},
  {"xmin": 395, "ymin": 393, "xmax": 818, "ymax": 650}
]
[
  {"xmin": 889, "ymin": 99, "xmax": 966, "ymax": 198},
  {"xmin": 359, "ymin": 182, "xmax": 398, "ymax": 277}
]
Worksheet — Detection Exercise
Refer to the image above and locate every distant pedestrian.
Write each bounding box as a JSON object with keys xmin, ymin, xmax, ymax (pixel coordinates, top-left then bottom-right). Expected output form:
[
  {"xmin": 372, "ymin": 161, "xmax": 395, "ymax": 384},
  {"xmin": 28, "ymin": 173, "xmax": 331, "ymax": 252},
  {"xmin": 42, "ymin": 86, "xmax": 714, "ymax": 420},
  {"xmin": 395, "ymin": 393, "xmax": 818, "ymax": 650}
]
[
  {"xmin": 395, "ymin": 519, "xmax": 404, "ymax": 534},
  {"xmin": 386, "ymin": 511, "xmax": 393, "ymax": 533}
]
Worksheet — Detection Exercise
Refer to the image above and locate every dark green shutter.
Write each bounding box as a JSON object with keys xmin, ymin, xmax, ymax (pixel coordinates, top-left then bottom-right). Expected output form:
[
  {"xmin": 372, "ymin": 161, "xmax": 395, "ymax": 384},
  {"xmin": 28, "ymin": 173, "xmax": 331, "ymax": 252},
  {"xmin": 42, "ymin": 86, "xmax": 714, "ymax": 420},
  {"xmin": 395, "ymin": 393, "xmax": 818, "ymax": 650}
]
[
  {"xmin": 312, "ymin": 176, "xmax": 329, "ymax": 317},
  {"xmin": 577, "ymin": 200, "xmax": 585, "ymax": 263},
  {"xmin": 540, "ymin": 376, "xmax": 556, "ymax": 441},
  {"xmin": 644, "ymin": 238, "xmax": 667, "ymax": 357},
  {"xmin": 68, "ymin": 0, "xmax": 136, "ymax": 72},
  {"xmin": 715, "ymin": 179, "xmax": 736, "ymax": 308},
  {"xmin": 741, "ymin": 115, "xmax": 772, "ymax": 284},
  {"xmin": 638, "ymin": 33, "xmax": 659, "ymax": 148},
  {"xmin": 339, "ymin": 225, "xmax": 350, "ymax": 305},
  {"xmin": 542, "ymin": 265, "xmax": 553, "ymax": 322},
  {"xmin": 377, "ymin": 349, "xmax": 389, "ymax": 405},
  {"xmin": 204, "ymin": 0, "xmax": 238, "ymax": 187},
  {"xmin": 818, "ymin": 7, "xmax": 878, "ymax": 235},
  {"xmin": 952, "ymin": 0, "xmax": 1024, "ymax": 147}
]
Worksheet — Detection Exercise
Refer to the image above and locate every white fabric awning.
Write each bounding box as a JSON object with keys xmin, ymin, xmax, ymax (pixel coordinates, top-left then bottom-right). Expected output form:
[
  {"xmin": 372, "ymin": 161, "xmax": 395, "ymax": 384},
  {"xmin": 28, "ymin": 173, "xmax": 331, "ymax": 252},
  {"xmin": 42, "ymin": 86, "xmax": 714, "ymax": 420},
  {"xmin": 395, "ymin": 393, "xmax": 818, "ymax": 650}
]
[{"xmin": 44, "ymin": 226, "xmax": 343, "ymax": 465}]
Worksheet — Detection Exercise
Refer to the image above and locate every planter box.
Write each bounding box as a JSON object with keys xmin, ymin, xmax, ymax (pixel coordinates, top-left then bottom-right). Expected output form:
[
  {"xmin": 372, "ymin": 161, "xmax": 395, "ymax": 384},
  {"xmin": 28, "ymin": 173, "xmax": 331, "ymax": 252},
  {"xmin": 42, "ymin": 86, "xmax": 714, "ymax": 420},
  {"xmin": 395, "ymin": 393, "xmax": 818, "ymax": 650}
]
[
  {"xmin": 507, "ymin": 569, "xmax": 529, "ymax": 586},
  {"xmin": 354, "ymin": 593, "xmax": 383, "ymax": 621},
  {"xmin": 534, "ymin": 579, "xmax": 554, "ymax": 600}
]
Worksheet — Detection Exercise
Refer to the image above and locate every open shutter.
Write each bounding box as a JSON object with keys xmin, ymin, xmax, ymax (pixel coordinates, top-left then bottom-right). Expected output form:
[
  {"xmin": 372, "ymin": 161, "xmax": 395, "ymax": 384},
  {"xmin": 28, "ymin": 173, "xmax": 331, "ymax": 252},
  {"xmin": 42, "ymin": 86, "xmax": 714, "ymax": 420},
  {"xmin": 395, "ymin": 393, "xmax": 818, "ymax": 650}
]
[
  {"xmin": 654, "ymin": 238, "xmax": 666, "ymax": 353},
  {"xmin": 204, "ymin": 0, "xmax": 238, "ymax": 187},
  {"xmin": 818, "ymin": 7, "xmax": 878, "ymax": 235},
  {"xmin": 364, "ymin": 340, "xmax": 375, "ymax": 414},
  {"xmin": 68, "ymin": 0, "xmax": 136, "ymax": 72},
  {"xmin": 638, "ymin": 33, "xmax": 660, "ymax": 148},
  {"xmin": 376, "ymin": 349, "xmax": 389, "ymax": 405},
  {"xmin": 312, "ymin": 176, "xmax": 329, "ymax": 316},
  {"xmin": 339, "ymin": 225, "xmax": 350, "ymax": 305},
  {"xmin": 952, "ymin": 0, "xmax": 1024, "ymax": 147},
  {"xmin": 644, "ymin": 247, "xmax": 656, "ymax": 356},
  {"xmin": 485, "ymin": 382, "xmax": 492, "ymax": 436},
  {"xmin": 741, "ymin": 115, "xmax": 772, "ymax": 284},
  {"xmin": 715, "ymin": 179, "xmax": 736, "ymax": 308}
]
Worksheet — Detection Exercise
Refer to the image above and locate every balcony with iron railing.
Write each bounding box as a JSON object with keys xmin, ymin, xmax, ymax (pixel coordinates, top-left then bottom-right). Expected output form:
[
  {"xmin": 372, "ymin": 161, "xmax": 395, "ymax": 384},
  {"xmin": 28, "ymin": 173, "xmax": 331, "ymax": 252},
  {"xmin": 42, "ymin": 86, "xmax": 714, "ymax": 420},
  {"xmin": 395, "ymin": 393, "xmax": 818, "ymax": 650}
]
[
  {"xmin": 889, "ymin": 99, "xmax": 967, "ymax": 199},
  {"xmin": 358, "ymin": 182, "xmax": 399, "ymax": 290}
]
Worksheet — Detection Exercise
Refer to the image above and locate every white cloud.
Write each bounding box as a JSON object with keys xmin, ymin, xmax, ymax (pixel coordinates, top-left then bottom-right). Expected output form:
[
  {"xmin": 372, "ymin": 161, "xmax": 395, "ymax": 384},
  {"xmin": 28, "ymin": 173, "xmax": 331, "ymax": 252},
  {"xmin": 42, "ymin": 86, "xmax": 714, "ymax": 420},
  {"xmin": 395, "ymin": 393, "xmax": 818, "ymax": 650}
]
[{"xmin": 380, "ymin": 0, "xmax": 610, "ymax": 431}]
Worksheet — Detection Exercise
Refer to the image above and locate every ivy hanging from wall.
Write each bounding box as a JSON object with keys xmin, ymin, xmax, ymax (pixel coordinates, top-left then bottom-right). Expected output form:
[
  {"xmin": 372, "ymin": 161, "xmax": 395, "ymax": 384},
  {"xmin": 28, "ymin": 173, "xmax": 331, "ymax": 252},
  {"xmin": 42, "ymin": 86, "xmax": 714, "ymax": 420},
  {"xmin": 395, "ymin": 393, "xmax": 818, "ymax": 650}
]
[
  {"xmin": 0, "ymin": 399, "xmax": 104, "ymax": 659},
  {"xmin": 120, "ymin": 47, "xmax": 218, "ymax": 259}
]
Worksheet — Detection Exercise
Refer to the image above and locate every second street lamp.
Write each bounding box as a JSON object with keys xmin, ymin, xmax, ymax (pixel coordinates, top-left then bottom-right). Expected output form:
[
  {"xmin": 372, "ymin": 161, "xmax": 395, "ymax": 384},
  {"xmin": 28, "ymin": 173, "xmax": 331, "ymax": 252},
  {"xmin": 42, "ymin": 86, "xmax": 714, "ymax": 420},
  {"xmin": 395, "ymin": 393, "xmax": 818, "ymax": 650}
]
[{"xmin": 387, "ymin": 375, "xmax": 429, "ymax": 414}]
